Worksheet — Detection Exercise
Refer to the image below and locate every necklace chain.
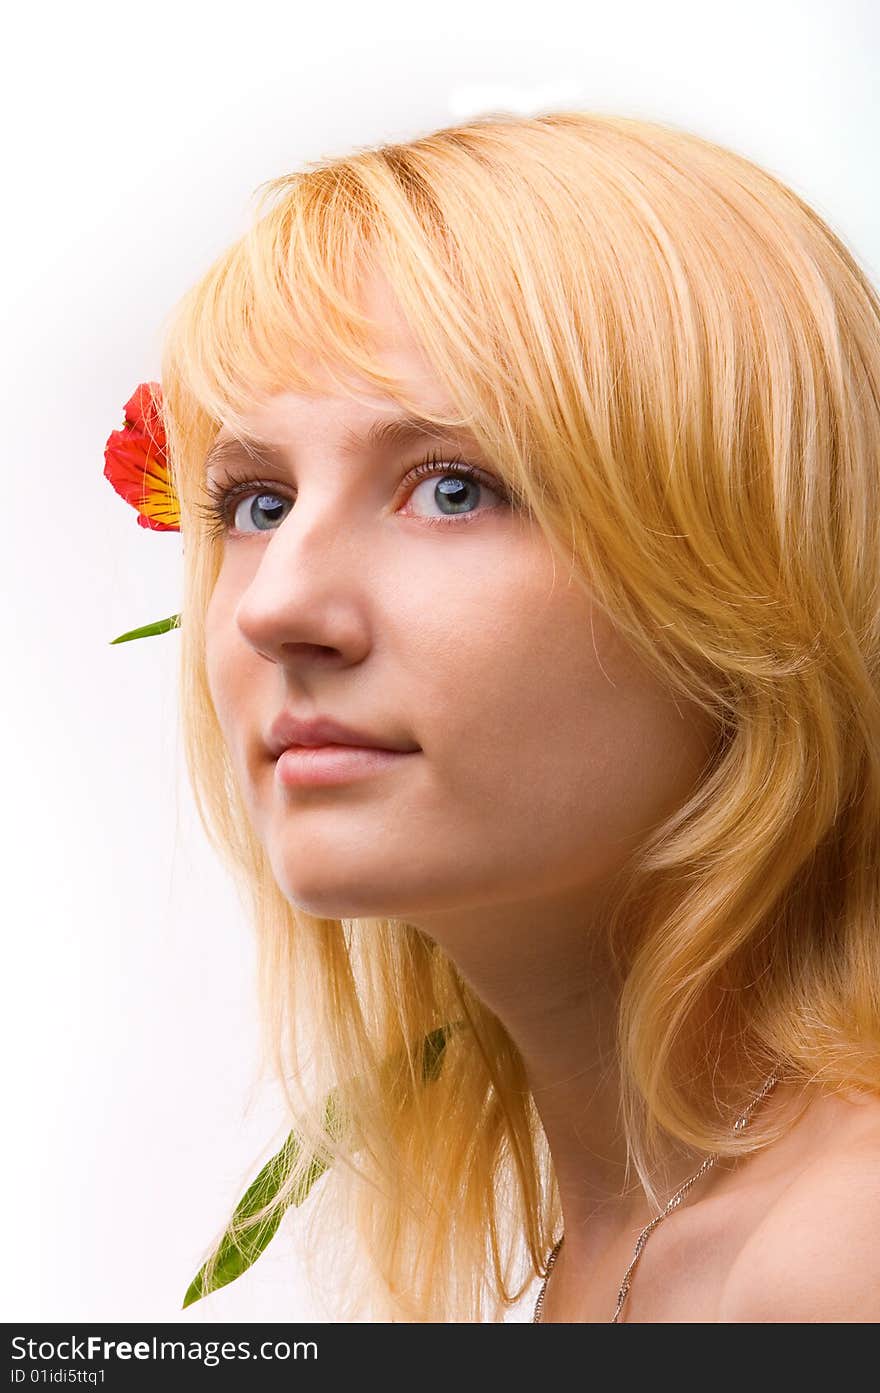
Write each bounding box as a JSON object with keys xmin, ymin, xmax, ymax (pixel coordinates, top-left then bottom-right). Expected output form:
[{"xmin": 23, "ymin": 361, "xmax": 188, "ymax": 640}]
[{"xmin": 532, "ymin": 1069, "xmax": 781, "ymax": 1323}]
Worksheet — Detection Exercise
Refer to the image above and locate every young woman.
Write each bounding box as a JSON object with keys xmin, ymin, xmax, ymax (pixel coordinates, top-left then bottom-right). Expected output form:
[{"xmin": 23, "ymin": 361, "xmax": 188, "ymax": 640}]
[{"xmin": 155, "ymin": 109, "xmax": 880, "ymax": 1321}]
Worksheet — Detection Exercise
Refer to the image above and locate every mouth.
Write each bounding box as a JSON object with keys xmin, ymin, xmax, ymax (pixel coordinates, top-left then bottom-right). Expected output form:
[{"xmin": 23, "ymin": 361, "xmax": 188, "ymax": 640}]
[
  {"xmin": 274, "ymin": 743, "xmax": 420, "ymax": 789},
  {"xmin": 266, "ymin": 711, "xmax": 421, "ymax": 760}
]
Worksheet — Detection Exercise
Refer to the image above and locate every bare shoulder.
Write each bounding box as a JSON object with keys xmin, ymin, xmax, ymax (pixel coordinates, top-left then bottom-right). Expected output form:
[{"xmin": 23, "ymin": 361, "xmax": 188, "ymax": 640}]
[{"xmin": 719, "ymin": 1090, "xmax": 880, "ymax": 1322}]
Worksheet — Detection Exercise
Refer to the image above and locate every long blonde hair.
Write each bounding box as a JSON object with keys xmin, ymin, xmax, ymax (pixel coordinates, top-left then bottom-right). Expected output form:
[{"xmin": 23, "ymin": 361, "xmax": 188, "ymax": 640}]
[{"xmin": 158, "ymin": 110, "xmax": 880, "ymax": 1321}]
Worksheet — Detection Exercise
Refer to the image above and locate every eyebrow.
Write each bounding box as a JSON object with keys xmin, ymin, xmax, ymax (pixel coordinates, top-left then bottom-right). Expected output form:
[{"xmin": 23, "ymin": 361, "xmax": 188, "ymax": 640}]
[{"xmin": 203, "ymin": 412, "xmax": 477, "ymax": 473}]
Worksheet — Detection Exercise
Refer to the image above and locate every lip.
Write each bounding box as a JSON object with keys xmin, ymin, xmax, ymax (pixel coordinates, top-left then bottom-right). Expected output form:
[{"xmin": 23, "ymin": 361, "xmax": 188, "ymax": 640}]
[
  {"xmin": 266, "ymin": 711, "xmax": 421, "ymax": 760},
  {"xmin": 275, "ymin": 744, "xmax": 418, "ymax": 788}
]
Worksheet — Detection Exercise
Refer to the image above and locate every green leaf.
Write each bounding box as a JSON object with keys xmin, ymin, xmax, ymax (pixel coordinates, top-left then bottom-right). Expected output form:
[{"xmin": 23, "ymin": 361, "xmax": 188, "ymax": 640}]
[
  {"xmin": 181, "ymin": 1022, "xmax": 461, "ymax": 1308},
  {"xmin": 109, "ymin": 613, "xmax": 181, "ymax": 644},
  {"xmin": 419, "ymin": 1024, "xmax": 455, "ymax": 1084},
  {"xmin": 182, "ymin": 1089, "xmax": 343, "ymax": 1309}
]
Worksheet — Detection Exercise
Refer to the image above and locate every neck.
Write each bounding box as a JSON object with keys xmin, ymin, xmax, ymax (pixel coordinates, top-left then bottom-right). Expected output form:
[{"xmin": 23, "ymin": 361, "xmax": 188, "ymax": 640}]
[{"xmin": 413, "ymin": 881, "xmax": 712, "ymax": 1240}]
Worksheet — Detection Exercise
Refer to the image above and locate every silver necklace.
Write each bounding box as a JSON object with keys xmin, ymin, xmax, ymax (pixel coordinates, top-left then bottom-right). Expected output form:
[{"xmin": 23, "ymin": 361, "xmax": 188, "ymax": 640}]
[{"xmin": 532, "ymin": 1068, "xmax": 781, "ymax": 1323}]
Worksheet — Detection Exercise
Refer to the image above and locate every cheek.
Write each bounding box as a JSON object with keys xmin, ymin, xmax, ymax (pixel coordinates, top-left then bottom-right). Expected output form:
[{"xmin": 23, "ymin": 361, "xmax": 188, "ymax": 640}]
[
  {"xmin": 413, "ymin": 580, "xmax": 713, "ymax": 872},
  {"xmin": 413, "ymin": 565, "xmax": 611, "ymax": 764}
]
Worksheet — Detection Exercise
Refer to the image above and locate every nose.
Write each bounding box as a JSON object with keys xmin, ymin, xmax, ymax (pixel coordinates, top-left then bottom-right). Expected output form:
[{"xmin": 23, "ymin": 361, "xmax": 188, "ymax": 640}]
[{"xmin": 231, "ymin": 487, "xmax": 373, "ymax": 667}]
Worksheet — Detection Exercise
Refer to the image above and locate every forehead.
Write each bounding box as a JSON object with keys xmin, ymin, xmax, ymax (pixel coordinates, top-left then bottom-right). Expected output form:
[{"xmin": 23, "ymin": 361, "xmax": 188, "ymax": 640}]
[
  {"xmin": 209, "ymin": 260, "xmax": 475, "ymax": 450},
  {"xmin": 206, "ymin": 263, "xmax": 478, "ymax": 460}
]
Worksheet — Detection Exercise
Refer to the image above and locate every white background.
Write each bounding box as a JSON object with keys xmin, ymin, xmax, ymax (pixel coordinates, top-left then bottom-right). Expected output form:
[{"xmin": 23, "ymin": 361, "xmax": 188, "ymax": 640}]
[{"xmin": 1, "ymin": 0, "xmax": 877, "ymax": 1323}]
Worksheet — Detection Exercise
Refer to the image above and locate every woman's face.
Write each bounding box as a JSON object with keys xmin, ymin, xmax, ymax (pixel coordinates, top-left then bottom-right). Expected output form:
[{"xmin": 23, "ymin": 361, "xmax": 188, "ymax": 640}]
[{"xmin": 204, "ymin": 273, "xmax": 717, "ymax": 931}]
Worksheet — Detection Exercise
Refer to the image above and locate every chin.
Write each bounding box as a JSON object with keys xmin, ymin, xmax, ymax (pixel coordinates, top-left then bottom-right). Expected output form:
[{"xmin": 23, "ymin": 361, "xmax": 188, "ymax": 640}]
[{"xmin": 273, "ymin": 870, "xmax": 411, "ymax": 922}]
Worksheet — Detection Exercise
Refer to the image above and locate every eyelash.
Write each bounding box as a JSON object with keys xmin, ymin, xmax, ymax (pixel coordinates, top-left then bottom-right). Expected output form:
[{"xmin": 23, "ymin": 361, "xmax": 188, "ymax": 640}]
[{"xmin": 193, "ymin": 448, "xmax": 510, "ymax": 541}]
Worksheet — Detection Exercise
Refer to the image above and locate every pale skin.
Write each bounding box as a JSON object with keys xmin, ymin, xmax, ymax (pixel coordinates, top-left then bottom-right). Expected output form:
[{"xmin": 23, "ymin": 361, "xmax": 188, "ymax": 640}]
[{"xmin": 204, "ymin": 270, "xmax": 880, "ymax": 1322}]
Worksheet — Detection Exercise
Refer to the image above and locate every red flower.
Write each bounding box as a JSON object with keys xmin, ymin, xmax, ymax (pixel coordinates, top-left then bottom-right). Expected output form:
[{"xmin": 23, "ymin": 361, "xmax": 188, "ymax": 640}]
[{"xmin": 104, "ymin": 381, "xmax": 180, "ymax": 531}]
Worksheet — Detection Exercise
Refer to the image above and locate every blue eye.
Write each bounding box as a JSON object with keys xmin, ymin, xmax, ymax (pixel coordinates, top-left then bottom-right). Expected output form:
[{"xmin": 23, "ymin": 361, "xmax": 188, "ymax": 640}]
[
  {"xmin": 231, "ymin": 491, "xmax": 291, "ymax": 533},
  {"xmin": 195, "ymin": 451, "xmax": 510, "ymax": 540},
  {"xmin": 194, "ymin": 474, "xmax": 293, "ymax": 539},
  {"xmin": 402, "ymin": 457, "xmax": 509, "ymax": 525}
]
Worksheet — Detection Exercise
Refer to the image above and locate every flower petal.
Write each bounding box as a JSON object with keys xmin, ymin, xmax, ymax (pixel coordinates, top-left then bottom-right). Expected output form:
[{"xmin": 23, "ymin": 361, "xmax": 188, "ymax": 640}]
[{"xmin": 104, "ymin": 380, "xmax": 181, "ymax": 531}]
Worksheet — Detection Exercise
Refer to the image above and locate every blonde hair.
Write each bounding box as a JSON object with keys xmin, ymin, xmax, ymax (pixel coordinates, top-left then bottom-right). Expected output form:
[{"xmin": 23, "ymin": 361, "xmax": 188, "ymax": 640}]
[{"xmin": 159, "ymin": 110, "xmax": 880, "ymax": 1321}]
